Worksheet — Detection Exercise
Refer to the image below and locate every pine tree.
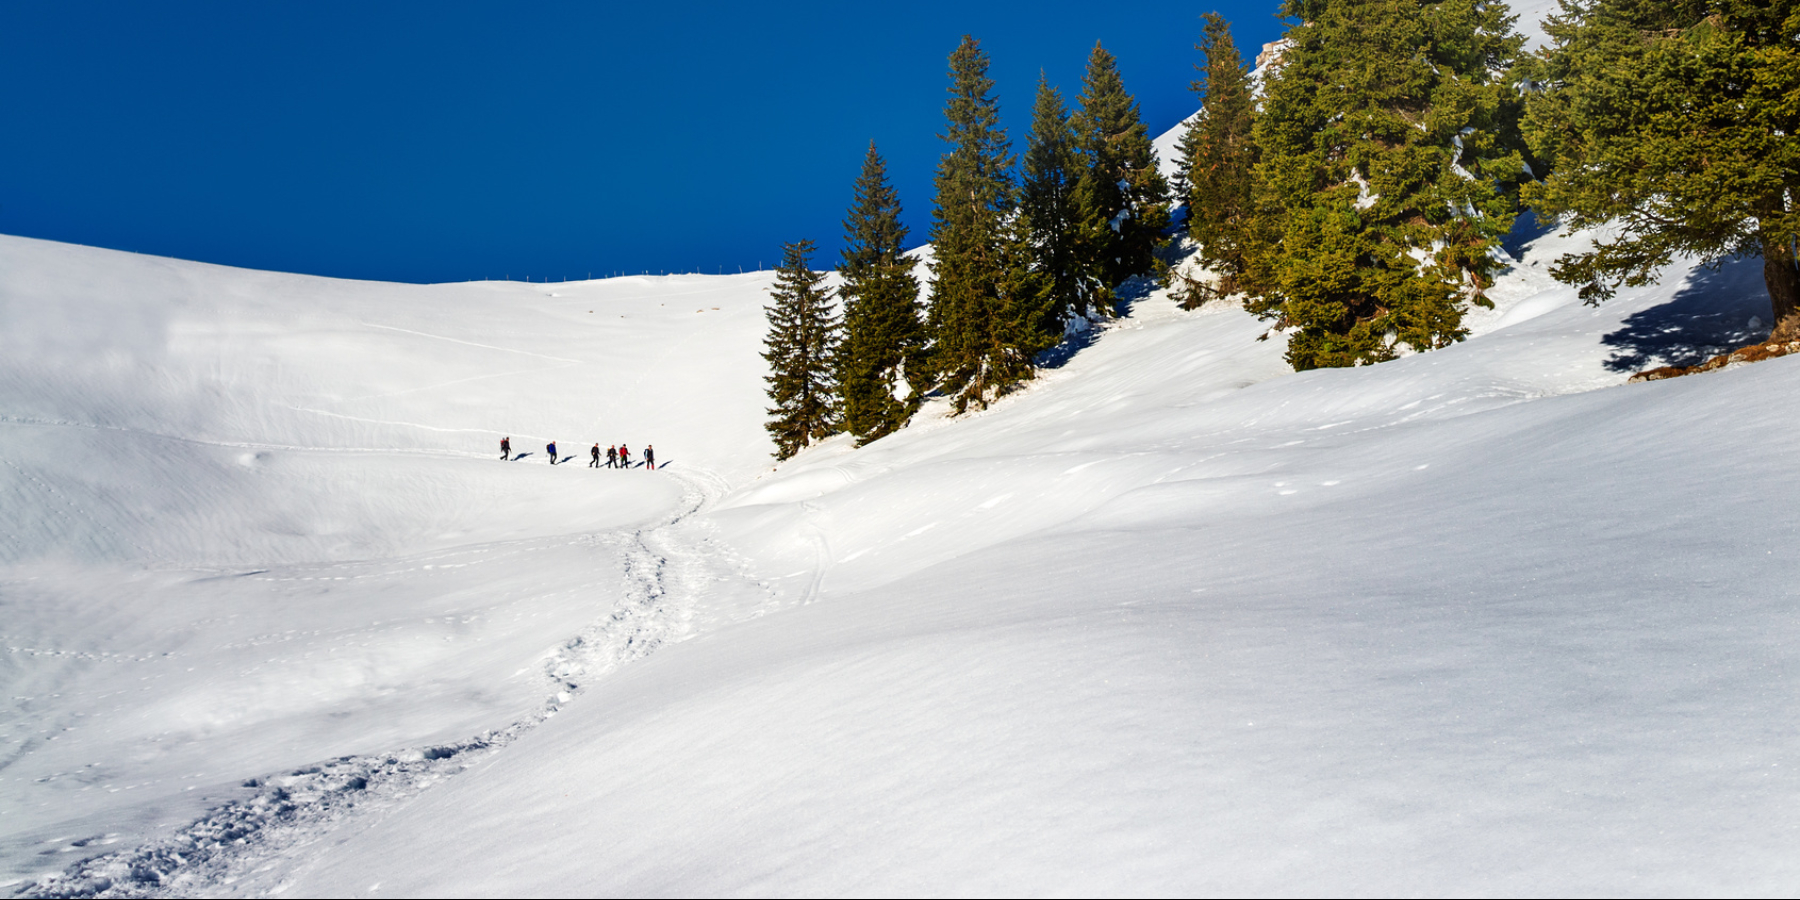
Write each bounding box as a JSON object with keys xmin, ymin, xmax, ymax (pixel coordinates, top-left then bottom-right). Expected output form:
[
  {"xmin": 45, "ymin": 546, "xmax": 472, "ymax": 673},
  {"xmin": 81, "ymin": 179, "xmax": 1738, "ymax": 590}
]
[
  {"xmin": 1020, "ymin": 74, "xmax": 1088, "ymax": 327},
  {"xmin": 1179, "ymin": 12, "xmax": 1258, "ymax": 295},
  {"xmin": 926, "ymin": 36, "xmax": 1056, "ymax": 412},
  {"xmin": 1069, "ymin": 42, "xmax": 1171, "ymax": 315},
  {"xmin": 1520, "ymin": 0, "xmax": 1800, "ymax": 333},
  {"xmin": 1245, "ymin": 0, "xmax": 1527, "ymax": 371},
  {"xmin": 762, "ymin": 240, "xmax": 840, "ymax": 460},
  {"xmin": 837, "ymin": 142, "xmax": 926, "ymax": 446}
]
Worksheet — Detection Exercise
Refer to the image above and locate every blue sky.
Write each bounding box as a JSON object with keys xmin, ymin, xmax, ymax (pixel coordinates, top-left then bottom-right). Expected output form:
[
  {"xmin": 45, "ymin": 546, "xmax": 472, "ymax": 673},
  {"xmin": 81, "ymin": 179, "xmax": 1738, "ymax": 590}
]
[{"xmin": 0, "ymin": 2, "xmax": 1286, "ymax": 284}]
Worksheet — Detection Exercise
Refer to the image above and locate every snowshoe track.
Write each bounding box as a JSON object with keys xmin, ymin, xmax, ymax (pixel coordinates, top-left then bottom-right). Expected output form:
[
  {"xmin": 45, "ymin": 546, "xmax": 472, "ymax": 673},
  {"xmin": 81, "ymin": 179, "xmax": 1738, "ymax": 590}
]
[{"xmin": 16, "ymin": 467, "xmax": 733, "ymax": 899}]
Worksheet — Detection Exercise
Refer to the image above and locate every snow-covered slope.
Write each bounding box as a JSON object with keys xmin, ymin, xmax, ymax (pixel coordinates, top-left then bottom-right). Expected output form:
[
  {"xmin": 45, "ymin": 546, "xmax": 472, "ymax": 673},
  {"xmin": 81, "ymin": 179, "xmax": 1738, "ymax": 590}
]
[
  {"xmin": 0, "ymin": 237, "xmax": 778, "ymax": 889},
  {"xmin": 262, "ymin": 218, "xmax": 1797, "ymax": 897},
  {"xmin": 9, "ymin": 3, "xmax": 1799, "ymax": 893},
  {"xmin": 8, "ymin": 224, "xmax": 1794, "ymax": 897}
]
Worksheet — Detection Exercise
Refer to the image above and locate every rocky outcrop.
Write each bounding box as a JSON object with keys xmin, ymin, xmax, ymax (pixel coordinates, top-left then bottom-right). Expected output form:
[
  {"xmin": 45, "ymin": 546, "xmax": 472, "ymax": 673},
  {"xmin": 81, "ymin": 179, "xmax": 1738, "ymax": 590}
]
[{"xmin": 1630, "ymin": 332, "xmax": 1800, "ymax": 383}]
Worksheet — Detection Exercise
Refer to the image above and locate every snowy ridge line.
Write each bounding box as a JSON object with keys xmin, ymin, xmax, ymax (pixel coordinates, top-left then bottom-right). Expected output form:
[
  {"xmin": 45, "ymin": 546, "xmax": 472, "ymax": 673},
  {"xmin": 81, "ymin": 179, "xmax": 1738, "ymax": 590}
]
[{"xmin": 15, "ymin": 467, "xmax": 728, "ymax": 899}]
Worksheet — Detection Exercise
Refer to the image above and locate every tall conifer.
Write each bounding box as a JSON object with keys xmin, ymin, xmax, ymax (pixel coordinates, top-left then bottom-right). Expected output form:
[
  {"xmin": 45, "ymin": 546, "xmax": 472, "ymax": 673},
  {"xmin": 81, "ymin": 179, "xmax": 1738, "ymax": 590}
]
[
  {"xmin": 762, "ymin": 240, "xmax": 840, "ymax": 460},
  {"xmin": 1521, "ymin": 0, "xmax": 1800, "ymax": 333},
  {"xmin": 1020, "ymin": 75, "xmax": 1088, "ymax": 327},
  {"xmin": 927, "ymin": 36, "xmax": 1055, "ymax": 412},
  {"xmin": 1246, "ymin": 0, "xmax": 1526, "ymax": 370},
  {"xmin": 837, "ymin": 142, "xmax": 925, "ymax": 445},
  {"xmin": 1179, "ymin": 13, "xmax": 1258, "ymax": 294},
  {"xmin": 1069, "ymin": 43, "xmax": 1171, "ymax": 314}
]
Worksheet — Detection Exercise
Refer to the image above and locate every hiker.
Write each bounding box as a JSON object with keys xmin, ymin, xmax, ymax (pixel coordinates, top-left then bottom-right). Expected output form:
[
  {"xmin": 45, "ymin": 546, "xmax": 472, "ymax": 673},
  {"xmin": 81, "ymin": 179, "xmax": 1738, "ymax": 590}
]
[
  {"xmin": 644, "ymin": 445, "xmax": 655, "ymax": 470},
  {"xmin": 590, "ymin": 443, "xmax": 601, "ymax": 468},
  {"xmin": 500, "ymin": 436, "xmax": 511, "ymax": 460},
  {"xmin": 619, "ymin": 444, "xmax": 632, "ymax": 468},
  {"xmin": 606, "ymin": 445, "xmax": 618, "ymax": 468},
  {"xmin": 547, "ymin": 440, "xmax": 558, "ymax": 464}
]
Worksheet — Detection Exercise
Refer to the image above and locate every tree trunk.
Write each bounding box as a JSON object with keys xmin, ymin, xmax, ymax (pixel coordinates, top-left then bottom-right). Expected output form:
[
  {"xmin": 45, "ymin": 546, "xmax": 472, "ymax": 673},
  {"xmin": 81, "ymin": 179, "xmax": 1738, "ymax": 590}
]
[{"xmin": 1761, "ymin": 229, "xmax": 1800, "ymax": 339}]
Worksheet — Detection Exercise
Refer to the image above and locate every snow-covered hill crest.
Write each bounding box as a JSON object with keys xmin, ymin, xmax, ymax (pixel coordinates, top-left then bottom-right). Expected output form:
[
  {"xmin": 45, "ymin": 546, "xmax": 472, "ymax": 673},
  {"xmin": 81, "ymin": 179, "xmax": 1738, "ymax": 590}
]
[
  {"xmin": 7, "ymin": 2, "xmax": 1800, "ymax": 893},
  {"xmin": 0, "ymin": 235, "xmax": 779, "ymax": 891}
]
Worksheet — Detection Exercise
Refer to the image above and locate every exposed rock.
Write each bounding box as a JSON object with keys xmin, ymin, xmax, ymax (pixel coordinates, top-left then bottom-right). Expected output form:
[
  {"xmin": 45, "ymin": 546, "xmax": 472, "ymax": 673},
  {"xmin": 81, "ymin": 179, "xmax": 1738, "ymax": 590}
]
[{"xmin": 1629, "ymin": 338, "xmax": 1800, "ymax": 382}]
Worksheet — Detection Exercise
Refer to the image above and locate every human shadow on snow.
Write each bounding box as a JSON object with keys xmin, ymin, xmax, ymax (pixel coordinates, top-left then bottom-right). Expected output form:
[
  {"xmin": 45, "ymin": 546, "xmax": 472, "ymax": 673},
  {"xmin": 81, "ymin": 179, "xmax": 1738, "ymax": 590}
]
[{"xmin": 1599, "ymin": 257, "xmax": 1770, "ymax": 373}]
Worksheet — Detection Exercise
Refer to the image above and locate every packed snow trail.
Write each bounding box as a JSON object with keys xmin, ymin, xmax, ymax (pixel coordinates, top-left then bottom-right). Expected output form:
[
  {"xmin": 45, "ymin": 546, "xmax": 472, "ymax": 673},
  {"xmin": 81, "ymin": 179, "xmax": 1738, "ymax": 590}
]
[
  {"xmin": 6, "ymin": 225, "xmax": 1797, "ymax": 895},
  {"xmin": 0, "ymin": 234, "xmax": 777, "ymax": 890},
  {"xmin": 9, "ymin": 7, "xmax": 1800, "ymax": 883},
  {"xmin": 286, "ymin": 246, "xmax": 1800, "ymax": 898},
  {"xmin": 16, "ymin": 464, "xmax": 757, "ymax": 898}
]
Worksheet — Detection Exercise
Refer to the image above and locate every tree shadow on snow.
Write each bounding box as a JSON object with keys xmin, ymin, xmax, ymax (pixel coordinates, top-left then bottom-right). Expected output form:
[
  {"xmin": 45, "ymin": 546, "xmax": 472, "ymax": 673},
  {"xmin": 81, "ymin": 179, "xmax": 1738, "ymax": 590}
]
[
  {"xmin": 1600, "ymin": 257, "xmax": 1771, "ymax": 373},
  {"xmin": 1037, "ymin": 274, "xmax": 1159, "ymax": 371},
  {"xmin": 1037, "ymin": 324, "xmax": 1102, "ymax": 370},
  {"xmin": 1501, "ymin": 209, "xmax": 1556, "ymax": 263}
]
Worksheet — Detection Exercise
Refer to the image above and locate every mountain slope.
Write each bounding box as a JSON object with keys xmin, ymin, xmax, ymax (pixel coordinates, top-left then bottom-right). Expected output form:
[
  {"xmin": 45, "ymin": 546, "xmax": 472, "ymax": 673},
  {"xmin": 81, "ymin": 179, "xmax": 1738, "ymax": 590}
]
[
  {"xmin": 0, "ymin": 236, "xmax": 776, "ymax": 889},
  {"xmin": 283, "ymin": 227, "xmax": 1796, "ymax": 895},
  {"xmin": 8, "ymin": 1, "xmax": 1800, "ymax": 890}
]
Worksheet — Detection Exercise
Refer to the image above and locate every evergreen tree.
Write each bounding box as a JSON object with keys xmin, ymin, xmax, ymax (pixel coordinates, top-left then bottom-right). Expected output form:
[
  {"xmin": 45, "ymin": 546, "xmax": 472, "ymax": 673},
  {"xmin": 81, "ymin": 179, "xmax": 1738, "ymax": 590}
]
[
  {"xmin": 1245, "ymin": 0, "xmax": 1527, "ymax": 370},
  {"xmin": 762, "ymin": 240, "xmax": 840, "ymax": 460},
  {"xmin": 1520, "ymin": 0, "xmax": 1800, "ymax": 333},
  {"xmin": 927, "ymin": 36, "xmax": 1056, "ymax": 412},
  {"xmin": 1069, "ymin": 42, "xmax": 1171, "ymax": 315},
  {"xmin": 837, "ymin": 142, "xmax": 926, "ymax": 445},
  {"xmin": 1020, "ymin": 74, "xmax": 1088, "ymax": 327},
  {"xmin": 1179, "ymin": 12, "xmax": 1258, "ymax": 295}
]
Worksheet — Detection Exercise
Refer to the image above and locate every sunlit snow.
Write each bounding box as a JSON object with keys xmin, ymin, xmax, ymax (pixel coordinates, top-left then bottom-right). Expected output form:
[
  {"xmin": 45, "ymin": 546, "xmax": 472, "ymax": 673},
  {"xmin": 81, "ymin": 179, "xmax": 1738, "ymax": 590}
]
[{"xmin": 4, "ymin": 5, "xmax": 1798, "ymax": 894}]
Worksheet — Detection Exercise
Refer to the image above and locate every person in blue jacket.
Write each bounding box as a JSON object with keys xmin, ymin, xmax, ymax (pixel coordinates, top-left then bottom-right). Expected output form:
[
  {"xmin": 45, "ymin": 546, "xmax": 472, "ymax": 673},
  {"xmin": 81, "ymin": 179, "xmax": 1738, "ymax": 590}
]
[{"xmin": 547, "ymin": 440, "xmax": 558, "ymax": 464}]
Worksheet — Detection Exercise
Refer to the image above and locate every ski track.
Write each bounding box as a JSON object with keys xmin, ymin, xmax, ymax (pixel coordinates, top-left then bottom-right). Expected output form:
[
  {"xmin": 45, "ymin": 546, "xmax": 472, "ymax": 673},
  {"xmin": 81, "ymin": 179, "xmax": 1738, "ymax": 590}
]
[
  {"xmin": 798, "ymin": 500, "xmax": 832, "ymax": 606},
  {"xmin": 13, "ymin": 467, "xmax": 730, "ymax": 899},
  {"xmin": 354, "ymin": 322, "xmax": 584, "ymax": 365}
]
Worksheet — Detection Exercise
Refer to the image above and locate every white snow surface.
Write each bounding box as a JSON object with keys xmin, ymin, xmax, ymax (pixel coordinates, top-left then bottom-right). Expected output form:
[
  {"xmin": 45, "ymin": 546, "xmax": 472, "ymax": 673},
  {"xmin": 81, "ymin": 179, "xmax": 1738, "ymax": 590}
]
[
  {"xmin": 6, "ymin": 213, "xmax": 1795, "ymax": 896},
  {"xmin": 0, "ymin": 238, "xmax": 776, "ymax": 894},
  {"xmin": 267, "ymin": 232, "xmax": 1794, "ymax": 898},
  {"xmin": 5, "ymin": 6, "xmax": 1798, "ymax": 891}
]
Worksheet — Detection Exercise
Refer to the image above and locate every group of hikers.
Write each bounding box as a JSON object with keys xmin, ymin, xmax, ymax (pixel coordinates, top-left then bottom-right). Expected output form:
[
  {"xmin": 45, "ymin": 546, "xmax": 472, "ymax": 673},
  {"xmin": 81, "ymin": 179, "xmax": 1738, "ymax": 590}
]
[{"xmin": 499, "ymin": 436, "xmax": 656, "ymax": 470}]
